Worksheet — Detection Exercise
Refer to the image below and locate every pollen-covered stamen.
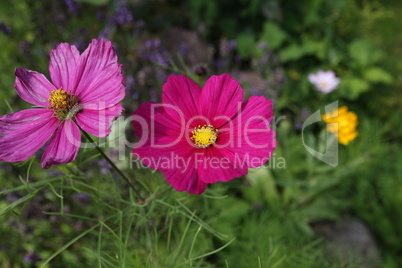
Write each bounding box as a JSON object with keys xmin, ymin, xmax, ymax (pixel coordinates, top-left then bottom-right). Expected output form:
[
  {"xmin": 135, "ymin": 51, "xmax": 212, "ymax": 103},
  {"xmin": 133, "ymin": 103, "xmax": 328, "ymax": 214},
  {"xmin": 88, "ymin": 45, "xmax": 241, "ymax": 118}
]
[
  {"xmin": 319, "ymin": 81, "xmax": 328, "ymax": 88},
  {"xmin": 48, "ymin": 88, "xmax": 80, "ymax": 120},
  {"xmin": 191, "ymin": 125, "xmax": 218, "ymax": 148}
]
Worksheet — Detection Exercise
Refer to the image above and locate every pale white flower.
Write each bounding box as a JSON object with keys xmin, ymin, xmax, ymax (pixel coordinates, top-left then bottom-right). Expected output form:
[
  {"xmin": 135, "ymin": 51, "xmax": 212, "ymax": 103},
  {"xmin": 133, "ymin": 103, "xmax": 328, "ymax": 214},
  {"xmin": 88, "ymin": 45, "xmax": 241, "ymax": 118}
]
[{"xmin": 308, "ymin": 70, "xmax": 340, "ymax": 93}]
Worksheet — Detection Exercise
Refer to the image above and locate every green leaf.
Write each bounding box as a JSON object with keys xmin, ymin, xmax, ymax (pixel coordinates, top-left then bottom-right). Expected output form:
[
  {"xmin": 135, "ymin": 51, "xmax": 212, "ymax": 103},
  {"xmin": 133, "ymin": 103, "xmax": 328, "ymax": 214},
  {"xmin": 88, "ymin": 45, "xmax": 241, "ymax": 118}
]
[
  {"xmin": 236, "ymin": 34, "xmax": 260, "ymax": 59},
  {"xmin": 260, "ymin": 22, "xmax": 287, "ymax": 50},
  {"xmin": 348, "ymin": 39, "xmax": 382, "ymax": 67},
  {"xmin": 279, "ymin": 44, "xmax": 305, "ymax": 62},
  {"xmin": 339, "ymin": 77, "xmax": 370, "ymax": 99},
  {"xmin": 279, "ymin": 40, "xmax": 325, "ymax": 62},
  {"xmin": 363, "ymin": 67, "xmax": 393, "ymax": 83},
  {"xmin": 76, "ymin": 0, "xmax": 109, "ymax": 5}
]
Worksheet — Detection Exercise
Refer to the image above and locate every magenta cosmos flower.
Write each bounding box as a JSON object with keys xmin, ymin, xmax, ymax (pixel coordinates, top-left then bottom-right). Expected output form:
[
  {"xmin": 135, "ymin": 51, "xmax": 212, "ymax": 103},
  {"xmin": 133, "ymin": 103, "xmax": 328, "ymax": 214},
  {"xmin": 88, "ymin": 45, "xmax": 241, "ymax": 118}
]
[
  {"xmin": 132, "ymin": 74, "xmax": 276, "ymax": 194},
  {"xmin": 0, "ymin": 39, "xmax": 124, "ymax": 168}
]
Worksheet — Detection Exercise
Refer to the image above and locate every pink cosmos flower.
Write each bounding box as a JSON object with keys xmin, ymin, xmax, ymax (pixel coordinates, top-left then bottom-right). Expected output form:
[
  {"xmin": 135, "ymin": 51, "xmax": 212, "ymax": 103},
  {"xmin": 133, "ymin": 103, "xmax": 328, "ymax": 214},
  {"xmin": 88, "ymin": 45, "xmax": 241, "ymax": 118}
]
[
  {"xmin": 308, "ymin": 70, "xmax": 340, "ymax": 93},
  {"xmin": 132, "ymin": 74, "xmax": 276, "ymax": 194},
  {"xmin": 0, "ymin": 39, "xmax": 124, "ymax": 168}
]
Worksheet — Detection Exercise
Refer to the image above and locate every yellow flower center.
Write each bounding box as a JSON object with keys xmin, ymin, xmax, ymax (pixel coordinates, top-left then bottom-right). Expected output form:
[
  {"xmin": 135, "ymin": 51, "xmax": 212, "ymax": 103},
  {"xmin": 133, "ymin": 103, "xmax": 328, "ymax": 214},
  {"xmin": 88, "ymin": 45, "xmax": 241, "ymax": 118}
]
[
  {"xmin": 191, "ymin": 125, "xmax": 218, "ymax": 148},
  {"xmin": 48, "ymin": 88, "xmax": 80, "ymax": 120},
  {"xmin": 319, "ymin": 81, "xmax": 327, "ymax": 88}
]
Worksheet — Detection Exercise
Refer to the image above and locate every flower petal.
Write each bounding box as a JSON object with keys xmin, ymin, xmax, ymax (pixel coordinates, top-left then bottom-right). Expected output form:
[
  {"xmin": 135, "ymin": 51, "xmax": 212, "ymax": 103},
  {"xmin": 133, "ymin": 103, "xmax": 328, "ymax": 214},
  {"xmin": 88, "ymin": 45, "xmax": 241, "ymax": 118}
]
[
  {"xmin": 75, "ymin": 104, "xmax": 123, "ymax": 137},
  {"xmin": 164, "ymin": 165, "xmax": 208, "ymax": 194},
  {"xmin": 0, "ymin": 109, "xmax": 57, "ymax": 162},
  {"xmin": 199, "ymin": 74, "xmax": 244, "ymax": 128},
  {"xmin": 41, "ymin": 120, "xmax": 81, "ymax": 168},
  {"xmin": 219, "ymin": 96, "xmax": 276, "ymax": 168},
  {"xmin": 133, "ymin": 101, "xmax": 186, "ymax": 145},
  {"xmin": 196, "ymin": 147, "xmax": 248, "ymax": 183},
  {"xmin": 14, "ymin": 68, "xmax": 55, "ymax": 107},
  {"xmin": 132, "ymin": 101, "xmax": 206, "ymax": 194},
  {"xmin": 133, "ymin": 133, "xmax": 205, "ymax": 193},
  {"xmin": 307, "ymin": 73, "xmax": 318, "ymax": 84},
  {"xmin": 49, "ymin": 42, "xmax": 80, "ymax": 91},
  {"xmin": 161, "ymin": 75, "xmax": 201, "ymax": 121},
  {"xmin": 74, "ymin": 39, "xmax": 125, "ymax": 108}
]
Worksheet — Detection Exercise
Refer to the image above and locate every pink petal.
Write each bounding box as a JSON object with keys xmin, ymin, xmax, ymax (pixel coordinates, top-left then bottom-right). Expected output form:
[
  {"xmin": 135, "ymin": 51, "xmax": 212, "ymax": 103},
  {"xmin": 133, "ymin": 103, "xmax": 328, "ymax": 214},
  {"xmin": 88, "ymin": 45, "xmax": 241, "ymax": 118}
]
[
  {"xmin": 133, "ymin": 135, "xmax": 205, "ymax": 193},
  {"xmin": 75, "ymin": 104, "xmax": 123, "ymax": 138},
  {"xmin": 0, "ymin": 109, "xmax": 57, "ymax": 162},
  {"xmin": 41, "ymin": 120, "xmax": 81, "ymax": 168},
  {"xmin": 14, "ymin": 68, "xmax": 56, "ymax": 107},
  {"xmin": 74, "ymin": 39, "xmax": 124, "ymax": 108},
  {"xmin": 49, "ymin": 43, "xmax": 80, "ymax": 92},
  {"xmin": 199, "ymin": 74, "xmax": 244, "ymax": 128},
  {"xmin": 164, "ymin": 165, "xmax": 207, "ymax": 194},
  {"xmin": 132, "ymin": 101, "xmax": 207, "ymax": 194},
  {"xmin": 219, "ymin": 96, "xmax": 276, "ymax": 168},
  {"xmin": 133, "ymin": 101, "xmax": 186, "ymax": 145},
  {"xmin": 133, "ymin": 101, "xmax": 190, "ymax": 170},
  {"xmin": 196, "ymin": 146, "xmax": 248, "ymax": 183},
  {"xmin": 161, "ymin": 75, "xmax": 201, "ymax": 121},
  {"xmin": 307, "ymin": 73, "xmax": 317, "ymax": 84}
]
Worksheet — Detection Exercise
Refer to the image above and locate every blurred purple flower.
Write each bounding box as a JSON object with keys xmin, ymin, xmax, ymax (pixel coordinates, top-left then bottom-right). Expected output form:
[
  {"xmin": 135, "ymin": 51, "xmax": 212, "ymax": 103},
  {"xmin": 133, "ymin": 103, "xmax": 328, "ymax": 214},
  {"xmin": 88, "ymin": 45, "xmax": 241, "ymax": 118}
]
[
  {"xmin": 214, "ymin": 59, "xmax": 223, "ymax": 70},
  {"xmin": 5, "ymin": 191, "xmax": 19, "ymax": 203},
  {"xmin": 179, "ymin": 42, "xmax": 189, "ymax": 56},
  {"xmin": 73, "ymin": 38, "xmax": 86, "ymax": 52},
  {"xmin": 98, "ymin": 23, "xmax": 114, "ymax": 40},
  {"xmin": 48, "ymin": 170, "xmax": 64, "ymax": 177},
  {"xmin": 295, "ymin": 109, "xmax": 311, "ymax": 130},
  {"xmin": 19, "ymin": 41, "xmax": 31, "ymax": 56},
  {"xmin": 23, "ymin": 250, "xmax": 41, "ymax": 265},
  {"xmin": 65, "ymin": 0, "xmax": 80, "ymax": 15},
  {"xmin": 220, "ymin": 39, "xmax": 237, "ymax": 57},
  {"xmin": 149, "ymin": 88, "xmax": 158, "ymax": 102},
  {"xmin": 0, "ymin": 22, "xmax": 11, "ymax": 35},
  {"xmin": 97, "ymin": 11, "xmax": 106, "ymax": 21},
  {"xmin": 274, "ymin": 69, "xmax": 285, "ymax": 85},
  {"xmin": 125, "ymin": 75, "xmax": 138, "ymax": 98},
  {"xmin": 140, "ymin": 38, "xmax": 169, "ymax": 66},
  {"xmin": 98, "ymin": 159, "xmax": 111, "ymax": 174},
  {"xmin": 114, "ymin": 0, "xmax": 133, "ymax": 26},
  {"xmin": 234, "ymin": 55, "xmax": 242, "ymax": 64},
  {"xmin": 74, "ymin": 193, "xmax": 89, "ymax": 204},
  {"xmin": 250, "ymin": 88, "xmax": 262, "ymax": 96}
]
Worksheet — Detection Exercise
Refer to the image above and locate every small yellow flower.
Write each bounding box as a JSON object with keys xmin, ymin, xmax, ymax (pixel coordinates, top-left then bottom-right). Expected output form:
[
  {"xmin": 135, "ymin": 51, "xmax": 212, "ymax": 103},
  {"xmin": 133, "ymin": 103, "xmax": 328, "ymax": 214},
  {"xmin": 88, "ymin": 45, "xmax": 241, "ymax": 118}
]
[
  {"xmin": 289, "ymin": 69, "xmax": 300, "ymax": 80},
  {"xmin": 322, "ymin": 106, "xmax": 358, "ymax": 145}
]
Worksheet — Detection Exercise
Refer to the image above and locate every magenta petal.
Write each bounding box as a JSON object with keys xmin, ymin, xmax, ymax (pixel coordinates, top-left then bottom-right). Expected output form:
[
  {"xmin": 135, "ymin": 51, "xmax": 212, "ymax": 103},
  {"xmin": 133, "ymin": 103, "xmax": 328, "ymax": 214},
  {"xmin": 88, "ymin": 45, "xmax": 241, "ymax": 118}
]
[
  {"xmin": 74, "ymin": 39, "xmax": 124, "ymax": 108},
  {"xmin": 41, "ymin": 120, "xmax": 81, "ymax": 168},
  {"xmin": 164, "ymin": 166, "xmax": 207, "ymax": 194},
  {"xmin": 0, "ymin": 109, "xmax": 57, "ymax": 162},
  {"xmin": 14, "ymin": 68, "xmax": 55, "ymax": 107},
  {"xmin": 162, "ymin": 75, "xmax": 201, "ymax": 121},
  {"xmin": 49, "ymin": 43, "xmax": 80, "ymax": 91},
  {"xmin": 133, "ymin": 101, "xmax": 193, "ymax": 169},
  {"xmin": 199, "ymin": 74, "xmax": 244, "ymax": 128},
  {"xmin": 75, "ymin": 104, "xmax": 123, "ymax": 138},
  {"xmin": 133, "ymin": 139, "xmax": 206, "ymax": 193},
  {"xmin": 133, "ymin": 101, "xmax": 185, "ymax": 145},
  {"xmin": 220, "ymin": 96, "xmax": 276, "ymax": 168},
  {"xmin": 196, "ymin": 147, "xmax": 248, "ymax": 183}
]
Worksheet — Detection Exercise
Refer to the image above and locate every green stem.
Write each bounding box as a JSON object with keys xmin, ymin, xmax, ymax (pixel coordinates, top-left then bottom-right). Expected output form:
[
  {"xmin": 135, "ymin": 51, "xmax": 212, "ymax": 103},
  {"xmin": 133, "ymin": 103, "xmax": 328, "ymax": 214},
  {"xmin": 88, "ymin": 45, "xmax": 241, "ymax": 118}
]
[
  {"xmin": 80, "ymin": 130, "xmax": 143, "ymax": 200},
  {"xmin": 136, "ymin": 187, "xmax": 171, "ymax": 205}
]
